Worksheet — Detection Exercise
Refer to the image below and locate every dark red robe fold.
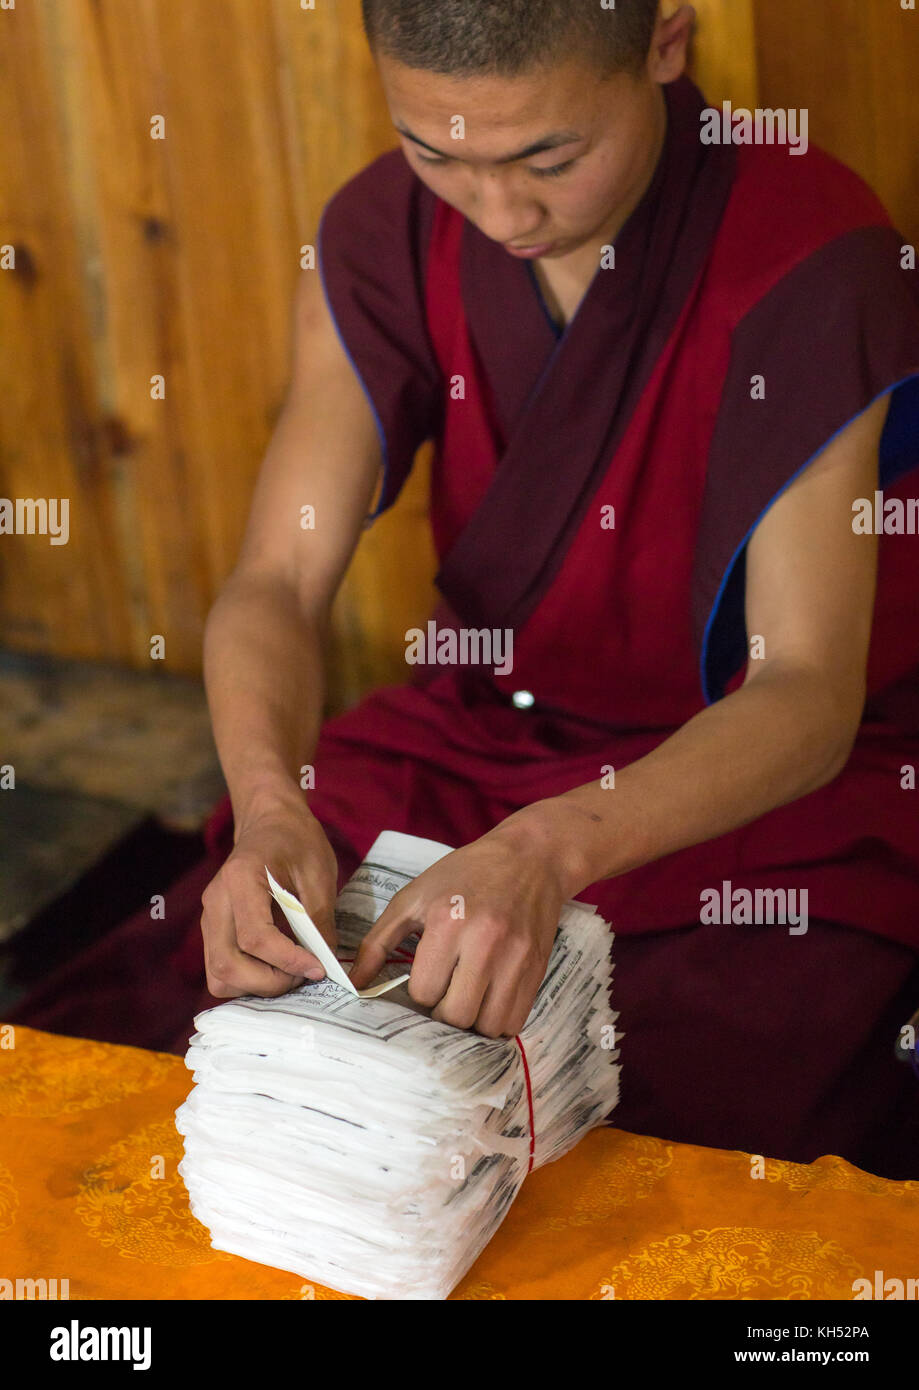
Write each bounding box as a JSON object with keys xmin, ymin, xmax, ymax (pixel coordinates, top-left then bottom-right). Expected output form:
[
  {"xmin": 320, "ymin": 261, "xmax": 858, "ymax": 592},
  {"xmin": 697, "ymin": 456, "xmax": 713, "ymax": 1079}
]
[{"xmin": 9, "ymin": 75, "xmax": 919, "ymax": 1177}]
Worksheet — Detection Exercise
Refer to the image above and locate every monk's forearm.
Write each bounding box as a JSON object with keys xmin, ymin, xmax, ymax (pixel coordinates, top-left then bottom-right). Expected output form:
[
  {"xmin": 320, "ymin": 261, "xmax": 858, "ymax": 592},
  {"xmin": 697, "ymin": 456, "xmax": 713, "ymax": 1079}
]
[
  {"xmin": 203, "ymin": 572, "xmax": 326, "ymax": 832},
  {"xmin": 494, "ymin": 664, "xmax": 862, "ymax": 896}
]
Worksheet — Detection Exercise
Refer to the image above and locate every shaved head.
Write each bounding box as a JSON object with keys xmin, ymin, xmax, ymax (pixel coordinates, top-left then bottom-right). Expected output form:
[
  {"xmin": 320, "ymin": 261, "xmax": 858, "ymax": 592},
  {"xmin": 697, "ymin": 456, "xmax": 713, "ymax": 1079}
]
[{"xmin": 361, "ymin": 0, "xmax": 661, "ymax": 80}]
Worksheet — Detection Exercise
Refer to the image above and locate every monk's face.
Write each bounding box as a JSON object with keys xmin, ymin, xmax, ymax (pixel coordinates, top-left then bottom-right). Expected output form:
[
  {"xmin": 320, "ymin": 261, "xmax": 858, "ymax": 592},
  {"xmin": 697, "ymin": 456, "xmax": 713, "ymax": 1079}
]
[{"xmin": 375, "ymin": 52, "xmax": 676, "ymax": 262}]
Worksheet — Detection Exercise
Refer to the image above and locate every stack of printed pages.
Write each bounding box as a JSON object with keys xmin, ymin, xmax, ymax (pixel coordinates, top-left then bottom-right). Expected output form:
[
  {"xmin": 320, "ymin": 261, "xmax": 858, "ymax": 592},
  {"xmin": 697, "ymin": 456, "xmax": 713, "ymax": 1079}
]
[{"xmin": 176, "ymin": 830, "xmax": 619, "ymax": 1300}]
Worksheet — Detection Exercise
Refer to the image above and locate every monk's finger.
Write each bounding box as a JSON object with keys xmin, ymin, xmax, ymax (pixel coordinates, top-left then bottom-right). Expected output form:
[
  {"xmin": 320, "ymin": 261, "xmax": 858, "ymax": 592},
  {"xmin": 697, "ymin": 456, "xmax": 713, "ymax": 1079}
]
[
  {"xmin": 474, "ymin": 977, "xmax": 533, "ymax": 1039},
  {"xmin": 430, "ymin": 954, "xmax": 490, "ymax": 1031},
  {"xmin": 349, "ymin": 893, "xmax": 421, "ymax": 988},
  {"xmin": 209, "ymin": 948, "xmax": 302, "ymax": 1000},
  {"xmin": 201, "ymin": 880, "xmax": 304, "ymax": 999},
  {"xmin": 221, "ymin": 859, "xmax": 326, "ymax": 979},
  {"xmin": 405, "ymin": 926, "xmax": 459, "ymax": 1010}
]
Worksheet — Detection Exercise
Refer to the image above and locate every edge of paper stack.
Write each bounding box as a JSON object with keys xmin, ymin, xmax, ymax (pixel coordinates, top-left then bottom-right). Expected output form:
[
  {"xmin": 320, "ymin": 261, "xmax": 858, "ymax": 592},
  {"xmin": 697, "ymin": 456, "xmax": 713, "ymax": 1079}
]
[{"xmin": 176, "ymin": 830, "xmax": 620, "ymax": 1300}]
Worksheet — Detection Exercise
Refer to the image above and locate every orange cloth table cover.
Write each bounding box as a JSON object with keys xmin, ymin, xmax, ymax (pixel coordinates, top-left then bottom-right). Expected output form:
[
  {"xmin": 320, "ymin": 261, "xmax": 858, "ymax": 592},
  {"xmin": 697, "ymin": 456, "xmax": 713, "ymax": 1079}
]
[{"xmin": 1, "ymin": 1024, "xmax": 917, "ymax": 1301}]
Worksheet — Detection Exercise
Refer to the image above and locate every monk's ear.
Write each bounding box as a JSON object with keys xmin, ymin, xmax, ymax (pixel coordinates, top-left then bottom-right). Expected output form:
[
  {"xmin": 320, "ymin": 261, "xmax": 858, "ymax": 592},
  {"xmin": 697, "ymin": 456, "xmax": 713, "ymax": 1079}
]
[{"xmin": 647, "ymin": 3, "xmax": 695, "ymax": 85}]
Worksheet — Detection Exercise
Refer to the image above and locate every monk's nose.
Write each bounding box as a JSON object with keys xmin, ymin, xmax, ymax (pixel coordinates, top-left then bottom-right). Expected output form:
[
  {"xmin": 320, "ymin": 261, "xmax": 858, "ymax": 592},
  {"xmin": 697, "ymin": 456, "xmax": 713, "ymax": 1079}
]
[{"xmin": 469, "ymin": 176, "xmax": 544, "ymax": 247}]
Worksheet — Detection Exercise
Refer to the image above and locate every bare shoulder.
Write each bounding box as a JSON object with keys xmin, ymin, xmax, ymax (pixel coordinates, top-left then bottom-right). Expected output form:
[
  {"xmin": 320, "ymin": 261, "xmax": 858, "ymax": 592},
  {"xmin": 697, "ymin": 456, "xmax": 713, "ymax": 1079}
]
[
  {"xmin": 287, "ymin": 266, "xmax": 362, "ymax": 400},
  {"xmin": 230, "ymin": 270, "xmax": 383, "ymax": 608},
  {"xmin": 744, "ymin": 394, "xmax": 891, "ymax": 698}
]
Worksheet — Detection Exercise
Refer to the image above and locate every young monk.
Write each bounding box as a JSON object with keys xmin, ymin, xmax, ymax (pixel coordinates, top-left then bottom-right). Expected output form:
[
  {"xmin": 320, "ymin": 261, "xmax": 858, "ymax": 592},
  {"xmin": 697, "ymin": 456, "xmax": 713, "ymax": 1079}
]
[{"xmin": 13, "ymin": 1, "xmax": 919, "ymax": 1176}]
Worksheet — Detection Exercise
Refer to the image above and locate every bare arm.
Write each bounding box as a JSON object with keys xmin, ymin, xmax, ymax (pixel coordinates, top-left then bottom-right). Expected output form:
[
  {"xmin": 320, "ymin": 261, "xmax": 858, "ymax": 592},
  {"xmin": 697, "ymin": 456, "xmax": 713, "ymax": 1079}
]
[{"xmin": 200, "ymin": 266, "xmax": 383, "ymax": 999}]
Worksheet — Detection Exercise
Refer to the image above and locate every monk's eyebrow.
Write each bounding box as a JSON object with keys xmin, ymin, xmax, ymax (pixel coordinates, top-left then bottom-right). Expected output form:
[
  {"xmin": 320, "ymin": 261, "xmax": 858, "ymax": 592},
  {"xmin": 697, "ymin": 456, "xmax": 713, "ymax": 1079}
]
[{"xmin": 396, "ymin": 124, "xmax": 582, "ymax": 163}]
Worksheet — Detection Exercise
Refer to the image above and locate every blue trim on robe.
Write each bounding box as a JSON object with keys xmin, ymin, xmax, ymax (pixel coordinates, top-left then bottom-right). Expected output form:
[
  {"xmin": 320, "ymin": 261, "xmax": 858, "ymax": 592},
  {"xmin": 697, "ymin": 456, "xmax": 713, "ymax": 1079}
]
[
  {"xmin": 525, "ymin": 262, "xmax": 564, "ymax": 342},
  {"xmin": 701, "ymin": 374, "xmax": 919, "ymax": 705},
  {"xmin": 316, "ymin": 205, "xmax": 391, "ymax": 523}
]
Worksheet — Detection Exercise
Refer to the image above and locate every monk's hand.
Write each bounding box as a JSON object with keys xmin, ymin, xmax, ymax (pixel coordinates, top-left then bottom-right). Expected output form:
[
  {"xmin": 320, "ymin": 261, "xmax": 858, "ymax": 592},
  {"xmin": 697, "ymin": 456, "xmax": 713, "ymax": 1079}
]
[
  {"xmin": 348, "ymin": 824, "xmax": 571, "ymax": 1037},
  {"xmin": 200, "ymin": 794, "xmax": 339, "ymax": 1001}
]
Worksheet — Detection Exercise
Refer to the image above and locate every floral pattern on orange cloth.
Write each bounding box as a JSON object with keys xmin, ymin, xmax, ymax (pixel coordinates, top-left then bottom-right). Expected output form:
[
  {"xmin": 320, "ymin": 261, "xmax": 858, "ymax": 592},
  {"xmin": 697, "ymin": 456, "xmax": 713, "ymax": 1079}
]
[
  {"xmin": 758, "ymin": 1154, "xmax": 919, "ymax": 1197},
  {"xmin": 526, "ymin": 1133, "xmax": 676, "ymax": 1235},
  {"xmin": 74, "ymin": 1118, "xmax": 232, "ymax": 1267},
  {"xmin": 1, "ymin": 1024, "xmax": 917, "ymax": 1301},
  {"xmin": 0, "ymin": 1027, "xmax": 173, "ymax": 1118},
  {"xmin": 591, "ymin": 1227, "xmax": 864, "ymax": 1301}
]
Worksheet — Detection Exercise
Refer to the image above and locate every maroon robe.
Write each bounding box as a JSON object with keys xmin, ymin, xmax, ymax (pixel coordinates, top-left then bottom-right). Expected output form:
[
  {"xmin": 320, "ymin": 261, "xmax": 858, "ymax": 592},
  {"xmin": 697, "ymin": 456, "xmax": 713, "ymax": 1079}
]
[{"xmin": 10, "ymin": 76, "xmax": 919, "ymax": 1177}]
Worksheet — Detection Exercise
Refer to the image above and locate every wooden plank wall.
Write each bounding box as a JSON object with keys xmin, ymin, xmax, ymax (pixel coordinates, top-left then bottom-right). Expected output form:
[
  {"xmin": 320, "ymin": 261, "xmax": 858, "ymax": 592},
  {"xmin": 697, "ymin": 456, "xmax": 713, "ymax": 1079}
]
[
  {"xmin": 0, "ymin": 0, "xmax": 915, "ymax": 709},
  {"xmin": 0, "ymin": 0, "xmax": 419, "ymax": 706},
  {"xmin": 754, "ymin": 0, "xmax": 919, "ymax": 247}
]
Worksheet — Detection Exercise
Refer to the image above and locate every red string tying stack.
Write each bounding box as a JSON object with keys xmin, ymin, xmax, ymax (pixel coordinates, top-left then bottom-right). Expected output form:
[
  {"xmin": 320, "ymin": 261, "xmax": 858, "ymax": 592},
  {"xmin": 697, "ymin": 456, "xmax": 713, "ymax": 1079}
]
[{"xmin": 513, "ymin": 1035, "xmax": 536, "ymax": 1173}]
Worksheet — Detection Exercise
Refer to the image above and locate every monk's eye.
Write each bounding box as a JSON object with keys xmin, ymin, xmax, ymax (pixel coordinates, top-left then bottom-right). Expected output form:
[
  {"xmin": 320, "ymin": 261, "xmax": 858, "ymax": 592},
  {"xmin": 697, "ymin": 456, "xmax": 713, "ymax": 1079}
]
[
  {"xmin": 530, "ymin": 159, "xmax": 578, "ymax": 179},
  {"xmin": 415, "ymin": 153, "xmax": 451, "ymax": 167}
]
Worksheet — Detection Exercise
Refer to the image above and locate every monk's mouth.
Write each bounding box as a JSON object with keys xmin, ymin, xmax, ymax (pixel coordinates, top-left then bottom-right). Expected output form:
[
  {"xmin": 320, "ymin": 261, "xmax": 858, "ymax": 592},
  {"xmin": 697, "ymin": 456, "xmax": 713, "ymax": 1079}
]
[{"xmin": 505, "ymin": 240, "xmax": 558, "ymax": 259}]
